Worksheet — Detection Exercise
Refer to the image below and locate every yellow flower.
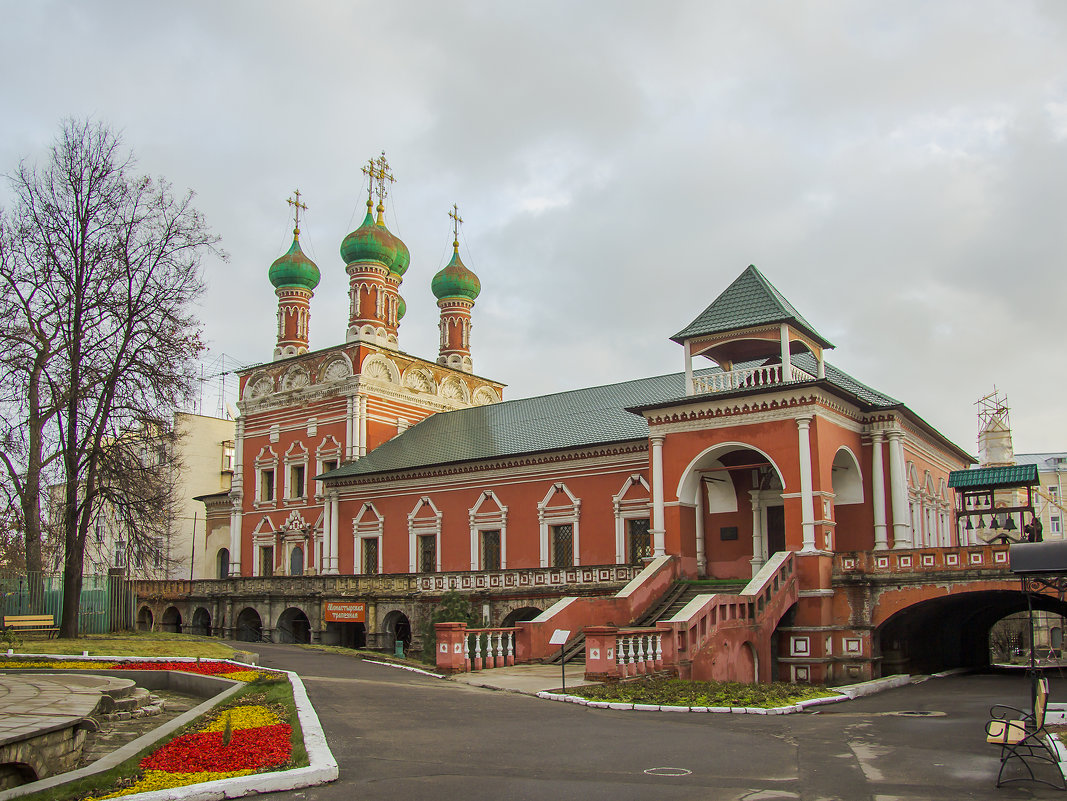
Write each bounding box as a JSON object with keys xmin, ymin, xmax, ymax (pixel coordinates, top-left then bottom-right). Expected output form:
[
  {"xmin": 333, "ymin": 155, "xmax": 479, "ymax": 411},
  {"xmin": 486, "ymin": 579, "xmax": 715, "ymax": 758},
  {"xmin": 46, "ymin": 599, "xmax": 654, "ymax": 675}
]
[
  {"xmin": 199, "ymin": 705, "xmax": 280, "ymax": 732},
  {"xmin": 86, "ymin": 769, "xmax": 256, "ymax": 799}
]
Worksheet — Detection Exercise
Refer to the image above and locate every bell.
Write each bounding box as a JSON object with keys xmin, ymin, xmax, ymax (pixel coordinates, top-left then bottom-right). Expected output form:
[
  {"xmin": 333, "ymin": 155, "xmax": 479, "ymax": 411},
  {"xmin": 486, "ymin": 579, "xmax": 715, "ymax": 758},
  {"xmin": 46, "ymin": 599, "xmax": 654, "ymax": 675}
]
[
  {"xmin": 977, "ymin": 515, "xmax": 985, "ymax": 528},
  {"xmin": 964, "ymin": 517, "xmax": 974, "ymax": 530},
  {"xmin": 1005, "ymin": 515, "xmax": 1017, "ymax": 531}
]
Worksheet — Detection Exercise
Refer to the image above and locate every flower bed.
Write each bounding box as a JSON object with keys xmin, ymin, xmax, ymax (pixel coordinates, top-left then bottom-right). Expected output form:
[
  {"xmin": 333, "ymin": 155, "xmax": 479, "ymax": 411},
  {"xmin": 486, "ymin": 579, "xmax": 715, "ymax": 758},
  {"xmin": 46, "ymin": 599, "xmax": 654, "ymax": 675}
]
[
  {"xmin": 570, "ymin": 676, "xmax": 837, "ymax": 707},
  {"xmin": 89, "ymin": 702, "xmax": 292, "ymax": 799},
  {"xmin": 0, "ymin": 658, "xmax": 281, "ymax": 682}
]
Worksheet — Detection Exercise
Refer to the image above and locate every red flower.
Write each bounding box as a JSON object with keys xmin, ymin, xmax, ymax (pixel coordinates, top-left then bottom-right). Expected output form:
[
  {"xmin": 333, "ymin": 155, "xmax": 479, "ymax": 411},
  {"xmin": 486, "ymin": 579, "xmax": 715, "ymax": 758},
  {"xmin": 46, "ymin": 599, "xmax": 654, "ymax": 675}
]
[
  {"xmin": 141, "ymin": 724, "xmax": 292, "ymax": 773},
  {"xmin": 117, "ymin": 661, "xmax": 246, "ymax": 676}
]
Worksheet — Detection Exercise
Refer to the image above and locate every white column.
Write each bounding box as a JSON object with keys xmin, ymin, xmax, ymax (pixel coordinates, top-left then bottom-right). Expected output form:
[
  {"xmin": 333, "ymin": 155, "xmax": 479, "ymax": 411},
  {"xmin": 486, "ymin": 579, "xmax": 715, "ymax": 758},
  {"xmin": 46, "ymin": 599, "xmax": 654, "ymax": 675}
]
[
  {"xmin": 695, "ymin": 480, "xmax": 706, "ymax": 576},
  {"xmin": 749, "ymin": 490, "xmax": 765, "ymax": 576},
  {"xmin": 871, "ymin": 432, "xmax": 888, "ymax": 550},
  {"xmin": 780, "ymin": 323, "xmax": 792, "ymax": 381},
  {"xmin": 797, "ymin": 416, "xmax": 817, "ymax": 552},
  {"xmin": 345, "ymin": 396, "xmax": 355, "ymax": 459},
  {"xmin": 888, "ymin": 430, "xmax": 911, "ymax": 548},
  {"xmin": 228, "ymin": 506, "xmax": 242, "ymax": 576},
  {"xmin": 684, "ymin": 340, "xmax": 694, "ymax": 395},
  {"xmin": 321, "ymin": 493, "xmax": 333, "ymax": 574},
  {"xmin": 329, "ymin": 493, "xmax": 340, "ymax": 573},
  {"xmin": 358, "ymin": 395, "xmax": 368, "ymax": 457},
  {"xmin": 651, "ymin": 435, "xmax": 666, "ymax": 556}
]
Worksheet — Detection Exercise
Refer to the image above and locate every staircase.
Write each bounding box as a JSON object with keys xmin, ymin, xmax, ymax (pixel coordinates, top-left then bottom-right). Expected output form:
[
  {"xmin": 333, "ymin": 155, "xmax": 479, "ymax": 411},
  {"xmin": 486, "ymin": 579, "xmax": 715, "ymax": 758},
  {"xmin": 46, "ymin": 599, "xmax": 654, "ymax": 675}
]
[
  {"xmin": 632, "ymin": 580, "xmax": 749, "ymax": 626},
  {"xmin": 547, "ymin": 579, "xmax": 749, "ymax": 665}
]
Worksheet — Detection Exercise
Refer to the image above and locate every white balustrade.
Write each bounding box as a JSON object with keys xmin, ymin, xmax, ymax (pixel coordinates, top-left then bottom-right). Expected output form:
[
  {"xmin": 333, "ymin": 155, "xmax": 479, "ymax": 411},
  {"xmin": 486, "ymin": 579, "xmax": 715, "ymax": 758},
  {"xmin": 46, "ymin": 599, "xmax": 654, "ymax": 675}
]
[
  {"xmin": 463, "ymin": 629, "xmax": 517, "ymax": 671},
  {"xmin": 692, "ymin": 364, "xmax": 815, "ymax": 396}
]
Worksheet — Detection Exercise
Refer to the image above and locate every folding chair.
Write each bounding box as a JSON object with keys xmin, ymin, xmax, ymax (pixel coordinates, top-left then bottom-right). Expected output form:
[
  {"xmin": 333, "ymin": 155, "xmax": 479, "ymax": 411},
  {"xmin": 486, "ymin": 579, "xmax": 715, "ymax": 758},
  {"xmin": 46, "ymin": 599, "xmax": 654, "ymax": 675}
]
[{"xmin": 987, "ymin": 677, "xmax": 1066, "ymax": 790}]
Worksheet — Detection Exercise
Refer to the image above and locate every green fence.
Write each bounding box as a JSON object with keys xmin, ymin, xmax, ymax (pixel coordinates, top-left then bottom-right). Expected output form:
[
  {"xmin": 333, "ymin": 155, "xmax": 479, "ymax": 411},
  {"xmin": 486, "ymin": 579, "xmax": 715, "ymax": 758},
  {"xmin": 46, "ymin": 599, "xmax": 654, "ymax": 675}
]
[{"xmin": 0, "ymin": 571, "xmax": 136, "ymax": 634}]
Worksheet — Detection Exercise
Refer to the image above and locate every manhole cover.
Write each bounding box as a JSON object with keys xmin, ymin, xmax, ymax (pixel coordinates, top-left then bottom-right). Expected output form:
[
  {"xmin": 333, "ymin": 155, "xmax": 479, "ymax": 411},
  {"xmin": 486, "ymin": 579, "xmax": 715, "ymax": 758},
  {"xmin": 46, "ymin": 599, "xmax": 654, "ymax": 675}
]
[
  {"xmin": 885, "ymin": 710, "xmax": 945, "ymax": 717},
  {"xmin": 644, "ymin": 767, "xmax": 692, "ymax": 777}
]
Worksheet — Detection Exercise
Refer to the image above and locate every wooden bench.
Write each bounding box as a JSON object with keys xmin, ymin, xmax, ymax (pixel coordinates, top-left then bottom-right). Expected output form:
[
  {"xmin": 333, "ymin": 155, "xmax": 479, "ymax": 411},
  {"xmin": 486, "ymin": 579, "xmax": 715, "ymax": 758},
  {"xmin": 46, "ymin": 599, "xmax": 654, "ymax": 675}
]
[
  {"xmin": 2, "ymin": 614, "xmax": 59, "ymax": 638},
  {"xmin": 987, "ymin": 676, "xmax": 1066, "ymax": 789}
]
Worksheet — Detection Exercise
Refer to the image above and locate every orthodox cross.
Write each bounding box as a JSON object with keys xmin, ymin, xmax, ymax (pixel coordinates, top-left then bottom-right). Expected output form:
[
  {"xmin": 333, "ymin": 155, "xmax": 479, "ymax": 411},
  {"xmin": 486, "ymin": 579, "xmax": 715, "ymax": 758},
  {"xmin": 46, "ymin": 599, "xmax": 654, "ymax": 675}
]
[
  {"xmin": 287, "ymin": 189, "xmax": 307, "ymax": 237},
  {"xmin": 449, "ymin": 203, "xmax": 463, "ymax": 243},
  {"xmin": 362, "ymin": 151, "xmax": 395, "ymax": 219}
]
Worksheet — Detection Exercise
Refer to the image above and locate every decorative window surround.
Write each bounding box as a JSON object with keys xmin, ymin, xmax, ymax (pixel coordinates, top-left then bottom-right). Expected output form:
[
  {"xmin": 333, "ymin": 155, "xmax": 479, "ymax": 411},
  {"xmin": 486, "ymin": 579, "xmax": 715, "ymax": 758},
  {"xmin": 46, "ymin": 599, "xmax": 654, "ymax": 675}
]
[
  {"xmin": 408, "ymin": 497, "xmax": 443, "ymax": 573},
  {"xmin": 469, "ymin": 490, "xmax": 508, "ymax": 570},
  {"xmin": 251, "ymin": 516, "xmax": 277, "ymax": 577},
  {"xmin": 315, "ymin": 436, "xmax": 342, "ymax": 497},
  {"xmin": 354, "ymin": 502, "xmax": 384, "ymax": 575},
  {"xmin": 284, "ymin": 441, "xmax": 309, "ymax": 502},
  {"xmin": 613, "ymin": 474, "xmax": 651, "ymax": 565},
  {"xmin": 538, "ymin": 483, "xmax": 581, "ymax": 568},
  {"xmin": 254, "ymin": 446, "xmax": 279, "ymax": 508}
]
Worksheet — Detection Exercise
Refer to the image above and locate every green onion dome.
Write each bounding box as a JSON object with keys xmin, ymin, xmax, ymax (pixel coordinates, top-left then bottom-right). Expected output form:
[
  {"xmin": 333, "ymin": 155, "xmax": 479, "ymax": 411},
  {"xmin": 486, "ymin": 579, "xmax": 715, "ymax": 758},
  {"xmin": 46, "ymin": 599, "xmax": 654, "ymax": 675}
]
[
  {"xmin": 390, "ymin": 234, "xmax": 410, "ymax": 278},
  {"xmin": 431, "ymin": 243, "xmax": 481, "ymax": 301},
  {"xmin": 269, "ymin": 235, "xmax": 320, "ymax": 290},
  {"xmin": 397, "ymin": 294, "xmax": 407, "ymax": 321},
  {"xmin": 340, "ymin": 202, "xmax": 399, "ymax": 267}
]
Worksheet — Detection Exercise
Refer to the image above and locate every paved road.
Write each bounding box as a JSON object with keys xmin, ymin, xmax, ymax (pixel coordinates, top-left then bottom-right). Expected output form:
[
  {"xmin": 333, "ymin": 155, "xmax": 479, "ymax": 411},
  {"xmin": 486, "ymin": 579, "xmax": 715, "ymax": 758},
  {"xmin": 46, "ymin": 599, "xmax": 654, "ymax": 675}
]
[{"xmin": 247, "ymin": 644, "xmax": 1065, "ymax": 800}]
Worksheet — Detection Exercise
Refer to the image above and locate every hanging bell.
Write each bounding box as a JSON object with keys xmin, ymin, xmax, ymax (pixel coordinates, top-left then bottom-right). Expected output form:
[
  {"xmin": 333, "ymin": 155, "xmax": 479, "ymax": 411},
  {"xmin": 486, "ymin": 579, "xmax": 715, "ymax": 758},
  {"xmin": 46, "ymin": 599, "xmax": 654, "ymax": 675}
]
[
  {"xmin": 964, "ymin": 517, "xmax": 974, "ymax": 530},
  {"xmin": 1005, "ymin": 515, "xmax": 1018, "ymax": 531},
  {"xmin": 977, "ymin": 515, "xmax": 985, "ymax": 528}
]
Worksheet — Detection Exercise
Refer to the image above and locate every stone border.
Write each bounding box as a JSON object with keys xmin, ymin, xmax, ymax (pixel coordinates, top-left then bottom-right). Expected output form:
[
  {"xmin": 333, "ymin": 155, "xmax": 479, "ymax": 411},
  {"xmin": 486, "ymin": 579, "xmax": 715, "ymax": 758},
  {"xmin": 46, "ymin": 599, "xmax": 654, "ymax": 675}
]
[
  {"xmin": 362, "ymin": 658, "xmax": 445, "ymax": 679},
  {"xmin": 0, "ymin": 655, "xmax": 338, "ymax": 800},
  {"xmin": 533, "ymin": 674, "xmax": 913, "ymax": 714}
]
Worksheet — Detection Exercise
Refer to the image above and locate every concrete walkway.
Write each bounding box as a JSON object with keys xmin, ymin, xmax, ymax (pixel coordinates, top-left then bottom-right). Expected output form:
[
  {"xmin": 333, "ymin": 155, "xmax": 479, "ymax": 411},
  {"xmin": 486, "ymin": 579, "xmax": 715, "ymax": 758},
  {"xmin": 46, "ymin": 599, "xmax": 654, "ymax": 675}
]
[{"xmin": 448, "ymin": 662, "xmax": 592, "ymax": 694}]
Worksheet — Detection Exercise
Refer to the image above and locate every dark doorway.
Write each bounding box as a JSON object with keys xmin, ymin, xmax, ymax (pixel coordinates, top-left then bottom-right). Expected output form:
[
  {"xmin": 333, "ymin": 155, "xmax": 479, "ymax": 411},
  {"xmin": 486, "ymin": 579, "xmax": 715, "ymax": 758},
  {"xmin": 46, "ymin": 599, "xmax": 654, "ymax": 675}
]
[
  {"xmin": 327, "ymin": 621, "xmax": 367, "ymax": 648},
  {"xmin": 767, "ymin": 506, "xmax": 785, "ymax": 556},
  {"xmin": 216, "ymin": 548, "xmax": 229, "ymax": 579},
  {"xmin": 277, "ymin": 607, "xmax": 311, "ymax": 643}
]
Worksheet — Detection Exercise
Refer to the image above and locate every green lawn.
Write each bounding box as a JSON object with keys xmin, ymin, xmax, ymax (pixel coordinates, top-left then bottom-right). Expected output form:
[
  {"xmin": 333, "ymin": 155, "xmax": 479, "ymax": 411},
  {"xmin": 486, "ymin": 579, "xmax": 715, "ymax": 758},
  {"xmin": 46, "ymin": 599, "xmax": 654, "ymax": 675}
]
[
  {"xmin": 4, "ymin": 631, "xmax": 236, "ymax": 658},
  {"xmin": 571, "ymin": 676, "xmax": 837, "ymax": 708}
]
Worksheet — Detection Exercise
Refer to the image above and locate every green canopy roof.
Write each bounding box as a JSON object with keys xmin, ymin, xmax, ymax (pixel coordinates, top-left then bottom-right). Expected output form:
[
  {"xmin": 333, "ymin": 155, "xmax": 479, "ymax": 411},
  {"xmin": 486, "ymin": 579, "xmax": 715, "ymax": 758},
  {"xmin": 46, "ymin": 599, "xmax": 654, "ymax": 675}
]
[
  {"xmin": 671, "ymin": 264, "xmax": 833, "ymax": 349},
  {"xmin": 948, "ymin": 463, "xmax": 1039, "ymax": 490}
]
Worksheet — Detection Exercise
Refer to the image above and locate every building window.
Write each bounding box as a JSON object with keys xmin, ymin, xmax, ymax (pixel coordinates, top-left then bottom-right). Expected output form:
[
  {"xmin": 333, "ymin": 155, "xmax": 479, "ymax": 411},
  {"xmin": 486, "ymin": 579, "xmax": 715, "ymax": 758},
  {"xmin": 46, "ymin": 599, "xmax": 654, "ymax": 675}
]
[
  {"xmin": 290, "ymin": 464, "xmax": 306, "ymax": 499},
  {"xmin": 1050, "ymin": 486, "xmax": 1059, "ymax": 503},
  {"xmin": 627, "ymin": 518, "xmax": 651, "ymax": 564},
  {"xmin": 260, "ymin": 546, "xmax": 274, "ymax": 577},
  {"xmin": 114, "ymin": 541, "xmax": 125, "ymax": 569},
  {"xmin": 418, "ymin": 535, "xmax": 436, "ymax": 573},
  {"xmin": 217, "ymin": 547, "xmax": 230, "ymax": 579},
  {"xmin": 481, "ymin": 530, "xmax": 501, "ymax": 571},
  {"xmin": 1053, "ymin": 516, "xmax": 1062, "ymax": 535},
  {"xmin": 222, "ymin": 441, "xmax": 235, "ymax": 472},
  {"xmin": 261, "ymin": 469, "xmax": 275, "ymax": 502},
  {"xmin": 362, "ymin": 538, "xmax": 379, "ymax": 575},
  {"xmin": 322, "ymin": 459, "xmax": 338, "ymax": 474},
  {"xmin": 551, "ymin": 524, "xmax": 573, "ymax": 568}
]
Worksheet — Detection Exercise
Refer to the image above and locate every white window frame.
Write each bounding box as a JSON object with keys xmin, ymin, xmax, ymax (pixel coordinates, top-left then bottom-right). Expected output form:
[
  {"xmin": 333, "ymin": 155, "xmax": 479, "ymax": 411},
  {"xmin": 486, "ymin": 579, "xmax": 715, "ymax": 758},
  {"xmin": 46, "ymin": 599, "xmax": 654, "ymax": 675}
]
[
  {"xmin": 612, "ymin": 474, "xmax": 651, "ymax": 565},
  {"xmin": 315, "ymin": 436, "xmax": 343, "ymax": 498},
  {"xmin": 254, "ymin": 446, "xmax": 278, "ymax": 507},
  {"xmin": 469, "ymin": 490, "xmax": 508, "ymax": 570},
  {"xmin": 354, "ymin": 502, "xmax": 385, "ymax": 575},
  {"xmin": 538, "ymin": 483, "xmax": 581, "ymax": 568},
  {"xmin": 284, "ymin": 442, "xmax": 309, "ymax": 501},
  {"xmin": 408, "ymin": 497, "xmax": 442, "ymax": 573}
]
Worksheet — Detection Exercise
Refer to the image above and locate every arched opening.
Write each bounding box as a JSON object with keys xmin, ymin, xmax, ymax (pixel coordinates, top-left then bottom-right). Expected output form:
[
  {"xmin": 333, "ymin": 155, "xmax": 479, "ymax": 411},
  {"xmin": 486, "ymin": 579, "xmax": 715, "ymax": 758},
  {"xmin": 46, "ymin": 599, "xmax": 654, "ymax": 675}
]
[
  {"xmin": 878, "ymin": 590, "xmax": 1067, "ymax": 676},
  {"xmin": 742, "ymin": 641, "xmax": 759, "ymax": 683},
  {"xmin": 277, "ymin": 607, "xmax": 311, "ymax": 644},
  {"xmin": 382, "ymin": 610, "xmax": 412, "ymax": 654},
  {"xmin": 236, "ymin": 607, "xmax": 263, "ymax": 642},
  {"xmin": 324, "ymin": 621, "xmax": 366, "ymax": 649},
  {"xmin": 136, "ymin": 606, "xmax": 154, "ymax": 632},
  {"xmin": 216, "ymin": 548, "xmax": 229, "ymax": 579},
  {"xmin": 0, "ymin": 761, "xmax": 38, "ymax": 789},
  {"xmin": 289, "ymin": 545, "xmax": 304, "ymax": 577},
  {"xmin": 190, "ymin": 607, "xmax": 212, "ymax": 637},
  {"xmin": 677, "ymin": 443, "xmax": 787, "ymax": 580},
  {"xmin": 160, "ymin": 606, "xmax": 182, "ymax": 634},
  {"xmin": 501, "ymin": 607, "xmax": 543, "ymax": 627}
]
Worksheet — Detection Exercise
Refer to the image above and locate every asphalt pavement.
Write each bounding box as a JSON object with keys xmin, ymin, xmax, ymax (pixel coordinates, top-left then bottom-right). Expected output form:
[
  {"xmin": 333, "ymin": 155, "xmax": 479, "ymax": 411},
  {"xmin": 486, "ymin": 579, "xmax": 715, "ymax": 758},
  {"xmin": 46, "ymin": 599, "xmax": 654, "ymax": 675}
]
[{"xmin": 244, "ymin": 643, "xmax": 1067, "ymax": 801}]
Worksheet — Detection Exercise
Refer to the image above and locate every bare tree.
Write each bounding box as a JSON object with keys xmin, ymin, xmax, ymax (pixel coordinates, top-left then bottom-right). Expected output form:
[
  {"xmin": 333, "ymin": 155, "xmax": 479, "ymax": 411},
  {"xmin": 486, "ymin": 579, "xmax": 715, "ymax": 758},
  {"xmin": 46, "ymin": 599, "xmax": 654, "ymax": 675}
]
[{"xmin": 1, "ymin": 119, "xmax": 220, "ymax": 636}]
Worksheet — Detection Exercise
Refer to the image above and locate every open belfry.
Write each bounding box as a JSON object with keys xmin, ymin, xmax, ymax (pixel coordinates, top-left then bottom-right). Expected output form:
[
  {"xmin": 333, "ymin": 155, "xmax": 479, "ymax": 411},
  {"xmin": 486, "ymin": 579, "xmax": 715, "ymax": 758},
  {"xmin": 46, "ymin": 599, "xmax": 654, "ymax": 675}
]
[{"xmin": 139, "ymin": 155, "xmax": 1043, "ymax": 685}]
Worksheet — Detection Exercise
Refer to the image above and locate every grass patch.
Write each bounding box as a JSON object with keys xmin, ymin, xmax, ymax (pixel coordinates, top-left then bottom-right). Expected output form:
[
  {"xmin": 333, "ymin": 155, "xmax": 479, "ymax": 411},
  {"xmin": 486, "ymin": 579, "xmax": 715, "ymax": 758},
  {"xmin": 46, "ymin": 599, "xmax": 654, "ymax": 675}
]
[
  {"xmin": 6, "ymin": 631, "xmax": 235, "ymax": 659},
  {"xmin": 295, "ymin": 642, "xmax": 430, "ymax": 670},
  {"xmin": 571, "ymin": 676, "xmax": 837, "ymax": 708},
  {"xmin": 15, "ymin": 674, "xmax": 305, "ymax": 801}
]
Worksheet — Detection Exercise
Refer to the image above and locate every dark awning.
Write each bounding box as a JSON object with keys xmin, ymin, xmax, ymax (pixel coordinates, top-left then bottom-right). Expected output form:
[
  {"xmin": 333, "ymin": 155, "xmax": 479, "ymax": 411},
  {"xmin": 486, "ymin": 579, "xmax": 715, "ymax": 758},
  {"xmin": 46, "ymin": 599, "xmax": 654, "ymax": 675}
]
[{"xmin": 1009, "ymin": 541, "xmax": 1067, "ymax": 575}]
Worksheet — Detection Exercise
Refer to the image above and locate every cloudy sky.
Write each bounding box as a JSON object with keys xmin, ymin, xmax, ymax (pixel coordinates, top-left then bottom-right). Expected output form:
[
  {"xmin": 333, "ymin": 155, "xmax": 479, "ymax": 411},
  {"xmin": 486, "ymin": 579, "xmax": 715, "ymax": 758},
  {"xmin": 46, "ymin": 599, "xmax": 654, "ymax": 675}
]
[{"xmin": 3, "ymin": 1, "xmax": 1066, "ymax": 455}]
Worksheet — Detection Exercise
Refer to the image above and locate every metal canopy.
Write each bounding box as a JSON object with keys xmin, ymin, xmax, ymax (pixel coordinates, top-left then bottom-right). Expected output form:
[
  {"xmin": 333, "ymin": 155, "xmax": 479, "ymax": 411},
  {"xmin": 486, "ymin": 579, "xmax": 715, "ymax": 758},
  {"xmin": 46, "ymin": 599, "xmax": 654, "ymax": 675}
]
[{"xmin": 1010, "ymin": 541, "xmax": 1067, "ymax": 576}]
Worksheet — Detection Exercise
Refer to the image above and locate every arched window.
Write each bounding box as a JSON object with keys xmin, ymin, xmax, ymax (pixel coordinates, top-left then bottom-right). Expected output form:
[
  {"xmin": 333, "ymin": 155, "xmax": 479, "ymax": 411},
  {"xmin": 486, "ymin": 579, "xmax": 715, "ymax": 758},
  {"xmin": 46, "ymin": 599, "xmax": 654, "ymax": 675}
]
[{"xmin": 216, "ymin": 548, "xmax": 230, "ymax": 579}]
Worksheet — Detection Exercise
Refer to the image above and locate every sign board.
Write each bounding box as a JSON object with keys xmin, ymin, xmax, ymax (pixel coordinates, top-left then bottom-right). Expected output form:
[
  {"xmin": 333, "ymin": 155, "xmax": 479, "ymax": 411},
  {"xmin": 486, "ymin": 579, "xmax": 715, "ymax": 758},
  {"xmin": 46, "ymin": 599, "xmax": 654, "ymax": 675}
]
[
  {"xmin": 549, "ymin": 628, "xmax": 571, "ymax": 645},
  {"xmin": 324, "ymin": 601, "xmax": 366, "ymax": 623}
]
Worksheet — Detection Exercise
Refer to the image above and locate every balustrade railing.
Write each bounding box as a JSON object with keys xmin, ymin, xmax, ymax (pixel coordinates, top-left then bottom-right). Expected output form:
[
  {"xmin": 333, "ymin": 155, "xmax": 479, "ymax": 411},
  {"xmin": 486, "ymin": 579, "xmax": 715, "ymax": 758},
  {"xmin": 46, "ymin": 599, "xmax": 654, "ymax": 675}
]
[
  {"xmin": 692, "ymin": 364, "xmax": 812, "ymax": 395},
  {"xmin": 464, "ymin": 627, "xmax": 519, "ymax": 671},
  {"xmin": 616, "ymin": 629, "xmax": 665, "ymax": 677}
]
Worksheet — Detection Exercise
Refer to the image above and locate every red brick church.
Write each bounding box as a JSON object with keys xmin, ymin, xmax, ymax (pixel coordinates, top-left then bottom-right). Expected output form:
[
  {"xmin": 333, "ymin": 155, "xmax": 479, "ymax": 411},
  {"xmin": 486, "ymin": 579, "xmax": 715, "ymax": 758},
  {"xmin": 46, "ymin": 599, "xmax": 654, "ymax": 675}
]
[{"xmin": 172, "ymin": 156, "xmax": 991, "ymax": 685}]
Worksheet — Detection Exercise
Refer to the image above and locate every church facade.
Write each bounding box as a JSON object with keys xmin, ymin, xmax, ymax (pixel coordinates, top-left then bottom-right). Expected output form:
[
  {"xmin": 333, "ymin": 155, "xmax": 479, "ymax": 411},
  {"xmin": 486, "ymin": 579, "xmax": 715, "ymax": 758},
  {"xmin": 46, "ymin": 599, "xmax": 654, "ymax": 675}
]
[{"xmin": 139, "ymin": 160, "xmax": 977, "ymax": 683}]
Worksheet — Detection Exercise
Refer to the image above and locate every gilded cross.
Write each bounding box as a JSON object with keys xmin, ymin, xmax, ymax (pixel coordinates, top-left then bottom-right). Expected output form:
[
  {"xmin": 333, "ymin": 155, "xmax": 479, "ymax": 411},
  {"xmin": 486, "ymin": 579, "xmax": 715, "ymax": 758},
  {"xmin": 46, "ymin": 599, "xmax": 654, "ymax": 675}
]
[
  {"xmin": 287, "ymin": 190, "xmax": 308, "ymax": 236},
  {"xmin": 449, "ymin": 203, "xmax": 463, "ymax": 242}
]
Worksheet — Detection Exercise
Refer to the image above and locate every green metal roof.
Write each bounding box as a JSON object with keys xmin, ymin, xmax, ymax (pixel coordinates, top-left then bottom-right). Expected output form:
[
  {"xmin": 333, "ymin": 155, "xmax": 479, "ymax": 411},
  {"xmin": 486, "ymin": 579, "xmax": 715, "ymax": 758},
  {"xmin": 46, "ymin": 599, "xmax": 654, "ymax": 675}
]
[
  {"xmin": 948, "ymin": 463, "xmax": 1039, "ymax": 489},
  {"xmin": 671, "ymin": 265, "xmax": 833, "ymax": 349},
  {"xmin": 322, "ymin": 354, "xmax": 909, "ymax": 481}
]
